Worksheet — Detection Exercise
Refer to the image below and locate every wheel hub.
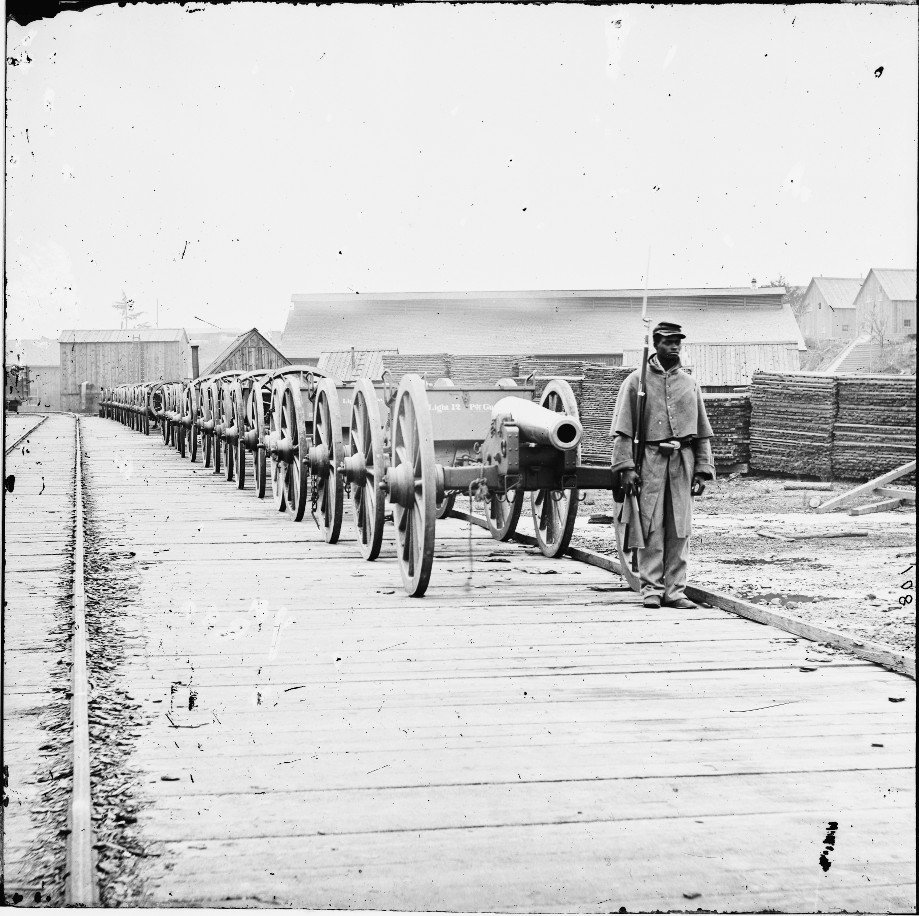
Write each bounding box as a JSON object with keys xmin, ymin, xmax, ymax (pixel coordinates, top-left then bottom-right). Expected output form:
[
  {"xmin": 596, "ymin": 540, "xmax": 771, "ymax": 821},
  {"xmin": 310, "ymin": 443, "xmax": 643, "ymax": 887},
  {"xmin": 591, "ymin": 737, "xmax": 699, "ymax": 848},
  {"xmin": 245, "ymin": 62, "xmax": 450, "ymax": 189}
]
[
  {"xmin": 342, "ymin": 453, "xmax": 366, "ymax": 486},
  {"xmin": 385, "ymin": 463, "xmax": 415, "ymax": 508},
  {"xmin": 308, "ymin": 443, "xmax": 330, "ymax": 475}
]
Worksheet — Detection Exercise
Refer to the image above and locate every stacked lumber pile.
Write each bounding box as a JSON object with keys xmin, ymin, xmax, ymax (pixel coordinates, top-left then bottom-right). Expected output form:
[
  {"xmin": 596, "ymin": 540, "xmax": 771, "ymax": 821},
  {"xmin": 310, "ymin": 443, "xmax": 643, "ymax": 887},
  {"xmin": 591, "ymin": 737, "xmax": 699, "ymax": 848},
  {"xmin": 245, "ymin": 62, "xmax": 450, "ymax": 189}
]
[
  {"xmin": 382, "ymin": 354, "xmax": 591, "ymax": 386},
  {"xmin": 449, "ymin": 355, "xmax": 516, "ymax": 386},
  {"xmin": 577, "ymin": 365, "xmax": 635, "ymax": 465},
  {"xmin": 833, "ymin": 375, "xmax": 916, "ymax": 481},
  {"xmin": 383, "ymin": 353, "xmax": 450, "ymax": 381},
  {"xmin": 703, "ymin": 393, "xmax": 751, "ymax": 469},
  {"xmin": 749, "ymin": 371, "xmax": 837, "ymax": 478}
]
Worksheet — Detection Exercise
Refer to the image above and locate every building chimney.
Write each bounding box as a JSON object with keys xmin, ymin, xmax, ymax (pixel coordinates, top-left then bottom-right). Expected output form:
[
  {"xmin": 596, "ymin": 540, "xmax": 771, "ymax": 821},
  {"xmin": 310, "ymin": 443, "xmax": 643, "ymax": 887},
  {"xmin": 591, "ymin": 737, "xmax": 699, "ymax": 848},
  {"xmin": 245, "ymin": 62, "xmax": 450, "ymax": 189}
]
[{"xmin": 191, "ymin": 344, "xmax": 200, "ymax": 379}]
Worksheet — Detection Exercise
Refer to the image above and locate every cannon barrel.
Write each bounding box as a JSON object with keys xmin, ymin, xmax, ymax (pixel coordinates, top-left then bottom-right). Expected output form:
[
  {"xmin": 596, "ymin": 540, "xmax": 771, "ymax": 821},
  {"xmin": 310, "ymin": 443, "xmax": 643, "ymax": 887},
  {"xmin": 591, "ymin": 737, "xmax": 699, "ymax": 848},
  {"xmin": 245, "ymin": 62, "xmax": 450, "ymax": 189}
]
[{"xmin": 491, "ymin": 396, "xmax": 582, "ymax": 451}]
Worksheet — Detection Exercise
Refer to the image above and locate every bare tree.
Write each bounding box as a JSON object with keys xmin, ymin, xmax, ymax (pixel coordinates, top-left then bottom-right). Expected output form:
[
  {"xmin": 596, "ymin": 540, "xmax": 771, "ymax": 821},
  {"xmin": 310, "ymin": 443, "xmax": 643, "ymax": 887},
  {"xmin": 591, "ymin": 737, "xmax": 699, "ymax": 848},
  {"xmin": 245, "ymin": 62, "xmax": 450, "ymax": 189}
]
[
  {"xmin": 862, "ymin": 302, "xmax": 891, "ymax": 359},
  {"xmin": 764, "ymin": 276, "xmax": 807, "ymax": 319}
]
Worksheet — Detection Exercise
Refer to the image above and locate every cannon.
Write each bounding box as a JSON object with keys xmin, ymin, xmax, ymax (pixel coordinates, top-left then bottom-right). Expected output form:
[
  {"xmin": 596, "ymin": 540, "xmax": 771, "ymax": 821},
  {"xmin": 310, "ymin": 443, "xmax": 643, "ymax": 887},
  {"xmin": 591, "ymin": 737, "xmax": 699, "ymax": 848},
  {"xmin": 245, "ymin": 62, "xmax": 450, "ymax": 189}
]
[
  {"xmin": 378, "ymin": 374, "xmax": 629, "ymax": 596},
  {"xmin": 344, "ymin": 374, "xmax": 538, "ymax": 595}
]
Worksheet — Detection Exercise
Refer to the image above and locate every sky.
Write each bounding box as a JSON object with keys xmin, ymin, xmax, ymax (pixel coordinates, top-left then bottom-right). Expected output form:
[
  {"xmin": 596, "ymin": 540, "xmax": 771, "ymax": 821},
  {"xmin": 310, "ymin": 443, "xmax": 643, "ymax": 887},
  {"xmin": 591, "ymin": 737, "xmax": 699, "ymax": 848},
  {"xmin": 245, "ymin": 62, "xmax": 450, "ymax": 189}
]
[{"xmin": 4, "ymin": 3, "xmax": 918, "ymax": 341}]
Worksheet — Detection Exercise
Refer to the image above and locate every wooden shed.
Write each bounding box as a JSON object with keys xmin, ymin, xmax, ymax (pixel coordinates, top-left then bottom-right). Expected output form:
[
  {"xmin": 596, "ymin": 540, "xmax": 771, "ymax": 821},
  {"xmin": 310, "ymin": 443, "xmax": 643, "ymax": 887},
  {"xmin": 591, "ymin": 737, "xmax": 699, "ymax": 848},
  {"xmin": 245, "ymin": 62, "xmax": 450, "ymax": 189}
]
[
  {"xmin": 59, "ymin": 329, "xmax": 191, "ymax": 413},
  {"xmin": 200, "ymin": 328, "xmax": 290, "ymax": 376},
  {"xmin": 854, "ymin": 268, "xmax": 917, "ymax": 342},
  {"xmin": 797, "ymin": 277, "xmax": 863, "ymax": 341}
]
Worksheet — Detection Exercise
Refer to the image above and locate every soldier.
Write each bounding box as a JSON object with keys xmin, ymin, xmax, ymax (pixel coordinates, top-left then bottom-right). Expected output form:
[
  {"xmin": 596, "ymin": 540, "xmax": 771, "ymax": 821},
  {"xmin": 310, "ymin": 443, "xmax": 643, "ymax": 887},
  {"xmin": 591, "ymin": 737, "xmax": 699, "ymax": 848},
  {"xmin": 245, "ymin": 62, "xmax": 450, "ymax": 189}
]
[{"xmin": 610, "ymin": 321, "xmax": 715, "ymax": 609}]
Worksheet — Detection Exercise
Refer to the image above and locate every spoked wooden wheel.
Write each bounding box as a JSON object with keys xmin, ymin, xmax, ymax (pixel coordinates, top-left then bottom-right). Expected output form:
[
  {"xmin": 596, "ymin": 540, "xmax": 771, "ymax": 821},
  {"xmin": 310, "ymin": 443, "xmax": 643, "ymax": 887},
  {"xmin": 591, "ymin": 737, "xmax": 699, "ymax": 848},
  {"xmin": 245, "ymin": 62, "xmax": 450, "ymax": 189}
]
[
  {"xmin": 161, "ymin": 390, "xmax": 171, "ymax": 445},
  {"xmin": 313, "ymin": 379, "xmax": 344, "ymax": 543},
  {"xmin": 487, "ymin": 485, "xmax": 523, "ymax": 541},
  {"xmin": 348, "ymin": 379, "xmax": 387, "ymax": 560},
  {"xmin": 388, "ymin": 375, "xmax": 436, "ymax": 597},
  {"xmin": 435, "ymin": 493, "xmax": 456, "ymax": 519},
  {"xmin": 229, "ymin": 381, "xmax": 247, "ymax": 488},
  {"xmin": 168, "ymin": 386, "xmax": 180, "ymax": 448},
  {"xmin": 269, "ymin": 380, "xmax": 308, "ymax": 520},
  {"xmin": 175, "ymin": 385, "xmax": 186, "ymax": 454},
  {"xmin": 221, "ymin": 383, "xmax": 239, "ymax": 483},
  {"xmin": 531, "ymin": 379, "xmax": 580, "ymax": 557},
  {"xmin": 203, "ymin": 382, "xmax": 220, "ymax": 471},
  {"xmin": 212, "ymin": 385, "xmax": 223, "ymax": 476},
  {"xmin": 175, "ymin": 385, "xmax": 187, "ymax": 458},
  {"xmin": 268, "ymin": 379, "xmax": 287, "ymax": 511},
  {"xmin": 245, "ymin": 380, "xmax": 268, "ymax": 498},
  {"xmin": 185, "ymin": 385, "xmax": 199, "ymax": 462}
]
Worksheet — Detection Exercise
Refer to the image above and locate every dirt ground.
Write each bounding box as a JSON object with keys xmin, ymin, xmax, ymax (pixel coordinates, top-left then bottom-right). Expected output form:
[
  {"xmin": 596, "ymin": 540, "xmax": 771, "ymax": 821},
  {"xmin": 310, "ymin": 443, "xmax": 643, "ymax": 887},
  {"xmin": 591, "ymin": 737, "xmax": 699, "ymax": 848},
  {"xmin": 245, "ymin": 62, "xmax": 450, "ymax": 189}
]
[
  {"xmin": 457, "ymin": 475, "xmax": 916, "ymax": 656},
  {"xmin": 572, "ymin": 475, "xmax": 916, "ymax": 655}
]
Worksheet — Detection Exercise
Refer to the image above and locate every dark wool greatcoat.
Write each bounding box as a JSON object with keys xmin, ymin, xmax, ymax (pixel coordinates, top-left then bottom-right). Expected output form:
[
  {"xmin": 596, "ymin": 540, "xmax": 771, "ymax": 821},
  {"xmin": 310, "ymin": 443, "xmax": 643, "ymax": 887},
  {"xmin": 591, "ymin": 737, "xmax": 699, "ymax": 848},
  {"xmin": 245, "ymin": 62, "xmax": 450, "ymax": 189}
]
[{"xmin": 610, "ymin": 355, "xmax": 715, "ymax": 538}]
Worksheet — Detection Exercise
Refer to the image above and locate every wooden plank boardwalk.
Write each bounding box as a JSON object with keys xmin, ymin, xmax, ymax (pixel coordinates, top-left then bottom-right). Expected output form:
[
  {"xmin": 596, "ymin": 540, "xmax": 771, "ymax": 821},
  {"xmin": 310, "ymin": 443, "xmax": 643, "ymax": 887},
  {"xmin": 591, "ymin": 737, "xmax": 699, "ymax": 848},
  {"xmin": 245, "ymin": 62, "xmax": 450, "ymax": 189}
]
[
  {"xmin": 3, "ymin": 414, "xmax": 916, "ymax": 910},
  {"xmin": 3, "ymin": 414, "xmax": 77, "ymax": 905}
]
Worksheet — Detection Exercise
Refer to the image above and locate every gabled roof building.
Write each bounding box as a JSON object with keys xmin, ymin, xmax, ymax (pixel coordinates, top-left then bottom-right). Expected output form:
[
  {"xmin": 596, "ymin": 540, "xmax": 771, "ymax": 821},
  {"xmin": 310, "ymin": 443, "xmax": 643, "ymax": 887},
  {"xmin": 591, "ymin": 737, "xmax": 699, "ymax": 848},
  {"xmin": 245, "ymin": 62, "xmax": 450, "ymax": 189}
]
[
  {"xmin": 200, "ymin": 328, "xmax": 290, "ymax": 376},
  {"xmin": 798, "ymin": 277, "xmax": 863, "ymax": 340},
  {"xmin": 854, "ymin": 268, "xmax": 917, "ymax": 341}
]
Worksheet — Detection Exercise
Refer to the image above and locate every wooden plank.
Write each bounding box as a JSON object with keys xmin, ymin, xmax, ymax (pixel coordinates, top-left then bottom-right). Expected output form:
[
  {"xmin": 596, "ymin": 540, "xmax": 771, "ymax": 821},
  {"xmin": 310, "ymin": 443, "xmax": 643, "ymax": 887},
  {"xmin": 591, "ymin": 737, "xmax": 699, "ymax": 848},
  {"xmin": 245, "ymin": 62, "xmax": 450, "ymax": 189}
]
[
  {"xmin": 849, "ymin": 497, "xmax": 905, "ymax": 516},
  {"xmin": 877, "ymin": 486, "xmax": 916, "ymax": 502},
  {"xmin": 134, "ymin": 766, "xmax": 915, "ymax": 841},
  {"xmin": 116, "ymin": 810, "xmax": 917, "ymax": 912},
  {"xmin": 816, "ymin": 459, "xmax": 916, "ymax": 512}
]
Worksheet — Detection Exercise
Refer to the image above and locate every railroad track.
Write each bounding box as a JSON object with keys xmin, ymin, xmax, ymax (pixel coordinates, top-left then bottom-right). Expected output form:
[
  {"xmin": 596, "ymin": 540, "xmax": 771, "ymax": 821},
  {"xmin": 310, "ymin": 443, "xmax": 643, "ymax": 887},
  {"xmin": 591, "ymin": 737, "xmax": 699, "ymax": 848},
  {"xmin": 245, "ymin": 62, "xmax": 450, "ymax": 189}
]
[
  {"xmin": 4, "ymin": 413, "xmax": 49, "ymax": 455},
  {"xmin": 66, "ymin": 418, "xmax": 97, "ymax": 905}
]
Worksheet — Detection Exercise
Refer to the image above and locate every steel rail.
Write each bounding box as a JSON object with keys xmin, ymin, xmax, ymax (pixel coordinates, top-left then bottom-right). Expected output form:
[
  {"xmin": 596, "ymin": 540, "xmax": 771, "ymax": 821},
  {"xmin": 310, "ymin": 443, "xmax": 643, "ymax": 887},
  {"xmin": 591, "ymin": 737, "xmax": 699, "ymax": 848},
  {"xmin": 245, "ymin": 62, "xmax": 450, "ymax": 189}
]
[
  {"xmin": 4, "ymin": 414, "xmax": 50, "ymax": 455},
  {"xmin": 65, "ymin": 418, "xmax": 98, "ymax": 905},
  {"xmin": 450, "ymin": 507, "xmax": 916, "ymax": 680}
]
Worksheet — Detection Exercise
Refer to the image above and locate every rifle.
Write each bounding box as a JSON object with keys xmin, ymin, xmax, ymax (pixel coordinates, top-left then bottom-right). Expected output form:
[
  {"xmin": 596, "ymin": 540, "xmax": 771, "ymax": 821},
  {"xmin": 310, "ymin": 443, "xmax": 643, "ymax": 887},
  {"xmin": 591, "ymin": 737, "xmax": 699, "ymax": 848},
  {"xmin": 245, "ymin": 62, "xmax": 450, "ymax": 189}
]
[{"xmin": 622, "ymin": 255, "xmax": 652, "ymax": 556}]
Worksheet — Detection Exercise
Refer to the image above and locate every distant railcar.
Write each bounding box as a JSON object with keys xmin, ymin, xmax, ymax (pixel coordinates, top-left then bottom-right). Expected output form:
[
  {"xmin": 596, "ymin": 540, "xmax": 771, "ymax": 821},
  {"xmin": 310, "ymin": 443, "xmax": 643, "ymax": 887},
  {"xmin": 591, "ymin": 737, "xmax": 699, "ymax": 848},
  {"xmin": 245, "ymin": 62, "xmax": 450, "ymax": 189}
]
[{"xmin": 5, "ymin": 365, "xmax": 31, "ymax": 412}]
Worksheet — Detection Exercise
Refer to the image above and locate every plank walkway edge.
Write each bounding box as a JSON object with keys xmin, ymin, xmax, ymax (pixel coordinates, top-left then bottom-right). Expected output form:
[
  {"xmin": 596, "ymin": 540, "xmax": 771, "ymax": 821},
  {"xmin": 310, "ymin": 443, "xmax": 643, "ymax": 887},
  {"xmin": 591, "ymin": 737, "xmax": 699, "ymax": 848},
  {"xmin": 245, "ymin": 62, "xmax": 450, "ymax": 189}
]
[{"xmin": 449, "ymin": 509, "xmax": 917, "ymax": 681}]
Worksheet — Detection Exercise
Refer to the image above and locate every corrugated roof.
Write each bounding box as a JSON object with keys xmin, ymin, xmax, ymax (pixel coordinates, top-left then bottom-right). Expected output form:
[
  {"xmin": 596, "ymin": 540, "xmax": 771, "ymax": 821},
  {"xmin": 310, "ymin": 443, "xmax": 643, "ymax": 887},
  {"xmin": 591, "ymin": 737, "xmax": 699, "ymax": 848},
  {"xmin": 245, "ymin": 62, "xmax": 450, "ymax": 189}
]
[
  {"xmin": 5, "ymin": 337, "xmax": 61, "ymax": 366},
  {"xmin": 869, "ymin": 269, "xmax": 917, "ymax": 302},
  {"xmin": 292, "ymin": 287, "xmax": 785, "ymax": 302},
  {"xmin": 318, "ymin": 349, "xmax": 398, "ymax": 381},
  {"xmin": 809, "ymin": 277, "xmax": 863, "ymax": 311},
  {"xmin": 59, "ymin": 328, "xmax": 189, "ymax": 343},
  {"xmin": 280, "ymin": 288, "xmax": 799, "ymax": 359}
]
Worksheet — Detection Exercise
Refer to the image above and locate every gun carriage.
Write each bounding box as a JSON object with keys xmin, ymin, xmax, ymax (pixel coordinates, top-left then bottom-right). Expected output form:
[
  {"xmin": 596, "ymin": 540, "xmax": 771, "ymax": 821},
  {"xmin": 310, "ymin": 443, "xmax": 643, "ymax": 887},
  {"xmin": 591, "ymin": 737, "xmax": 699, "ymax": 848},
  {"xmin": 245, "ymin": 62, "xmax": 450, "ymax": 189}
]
[
  {"xmin": 263, "ymin": 367, "xmax": 380, "ymax": 544},
  {"xmin": 376, "ymin": 374, "xmax": 642, "ymax": 597},
  {"xmin": 99, "ymin": 367, "xmax": 642, "ymax": 598}
]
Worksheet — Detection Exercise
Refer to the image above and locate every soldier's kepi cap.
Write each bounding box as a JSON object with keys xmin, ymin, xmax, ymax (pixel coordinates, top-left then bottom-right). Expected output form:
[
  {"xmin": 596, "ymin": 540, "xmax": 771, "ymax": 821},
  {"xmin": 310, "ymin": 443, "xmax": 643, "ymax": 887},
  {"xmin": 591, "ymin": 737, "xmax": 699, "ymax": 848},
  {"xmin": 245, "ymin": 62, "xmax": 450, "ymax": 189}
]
[{"xmin": 651, "ymin": 321, "xmax": 686, "ymax": 339}]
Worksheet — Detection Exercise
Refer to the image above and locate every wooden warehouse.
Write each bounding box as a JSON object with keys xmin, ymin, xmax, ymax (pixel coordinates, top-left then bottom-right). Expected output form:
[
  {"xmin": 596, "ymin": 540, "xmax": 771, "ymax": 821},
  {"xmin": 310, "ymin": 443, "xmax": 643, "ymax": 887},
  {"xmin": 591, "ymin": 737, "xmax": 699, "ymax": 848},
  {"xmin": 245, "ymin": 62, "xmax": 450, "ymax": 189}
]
[
  {"xmin": 200, "ymin": 327, "xmax": 290, "ymax": 376},
  {"xmin": 59, "ymin": 329, "xmax": 191, "ymax": 413},
  {"xmin": 281, "ymin": 288, "xmax": 805, "ymax": 390}
]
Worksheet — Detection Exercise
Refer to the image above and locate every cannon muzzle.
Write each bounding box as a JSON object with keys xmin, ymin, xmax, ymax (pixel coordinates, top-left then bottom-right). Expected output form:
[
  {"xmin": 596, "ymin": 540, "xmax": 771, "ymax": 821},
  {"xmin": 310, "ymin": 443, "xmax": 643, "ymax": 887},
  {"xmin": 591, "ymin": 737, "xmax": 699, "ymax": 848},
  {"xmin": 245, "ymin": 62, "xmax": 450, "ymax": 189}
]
[{"xmin": 491, "ymin": 396, "xmax": 583, "ymax": 451}]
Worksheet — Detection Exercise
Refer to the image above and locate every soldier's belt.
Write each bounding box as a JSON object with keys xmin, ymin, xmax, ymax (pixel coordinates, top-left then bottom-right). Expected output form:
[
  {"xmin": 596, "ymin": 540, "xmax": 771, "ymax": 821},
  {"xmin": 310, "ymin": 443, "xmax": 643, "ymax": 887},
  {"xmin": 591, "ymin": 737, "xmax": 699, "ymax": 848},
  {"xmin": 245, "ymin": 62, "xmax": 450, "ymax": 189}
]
[{"xmin": 650, "ymin": 437, "xmax": 694, "ymax": 455}]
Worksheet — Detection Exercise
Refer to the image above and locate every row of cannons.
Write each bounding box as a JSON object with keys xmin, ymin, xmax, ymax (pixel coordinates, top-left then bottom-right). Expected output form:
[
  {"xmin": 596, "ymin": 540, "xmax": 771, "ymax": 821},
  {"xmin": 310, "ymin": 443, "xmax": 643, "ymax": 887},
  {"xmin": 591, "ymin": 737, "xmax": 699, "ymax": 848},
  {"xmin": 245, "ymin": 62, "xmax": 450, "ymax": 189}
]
[{"xmin": 100, "ymin": 368, "xmax": 638, "ymax": 597}]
